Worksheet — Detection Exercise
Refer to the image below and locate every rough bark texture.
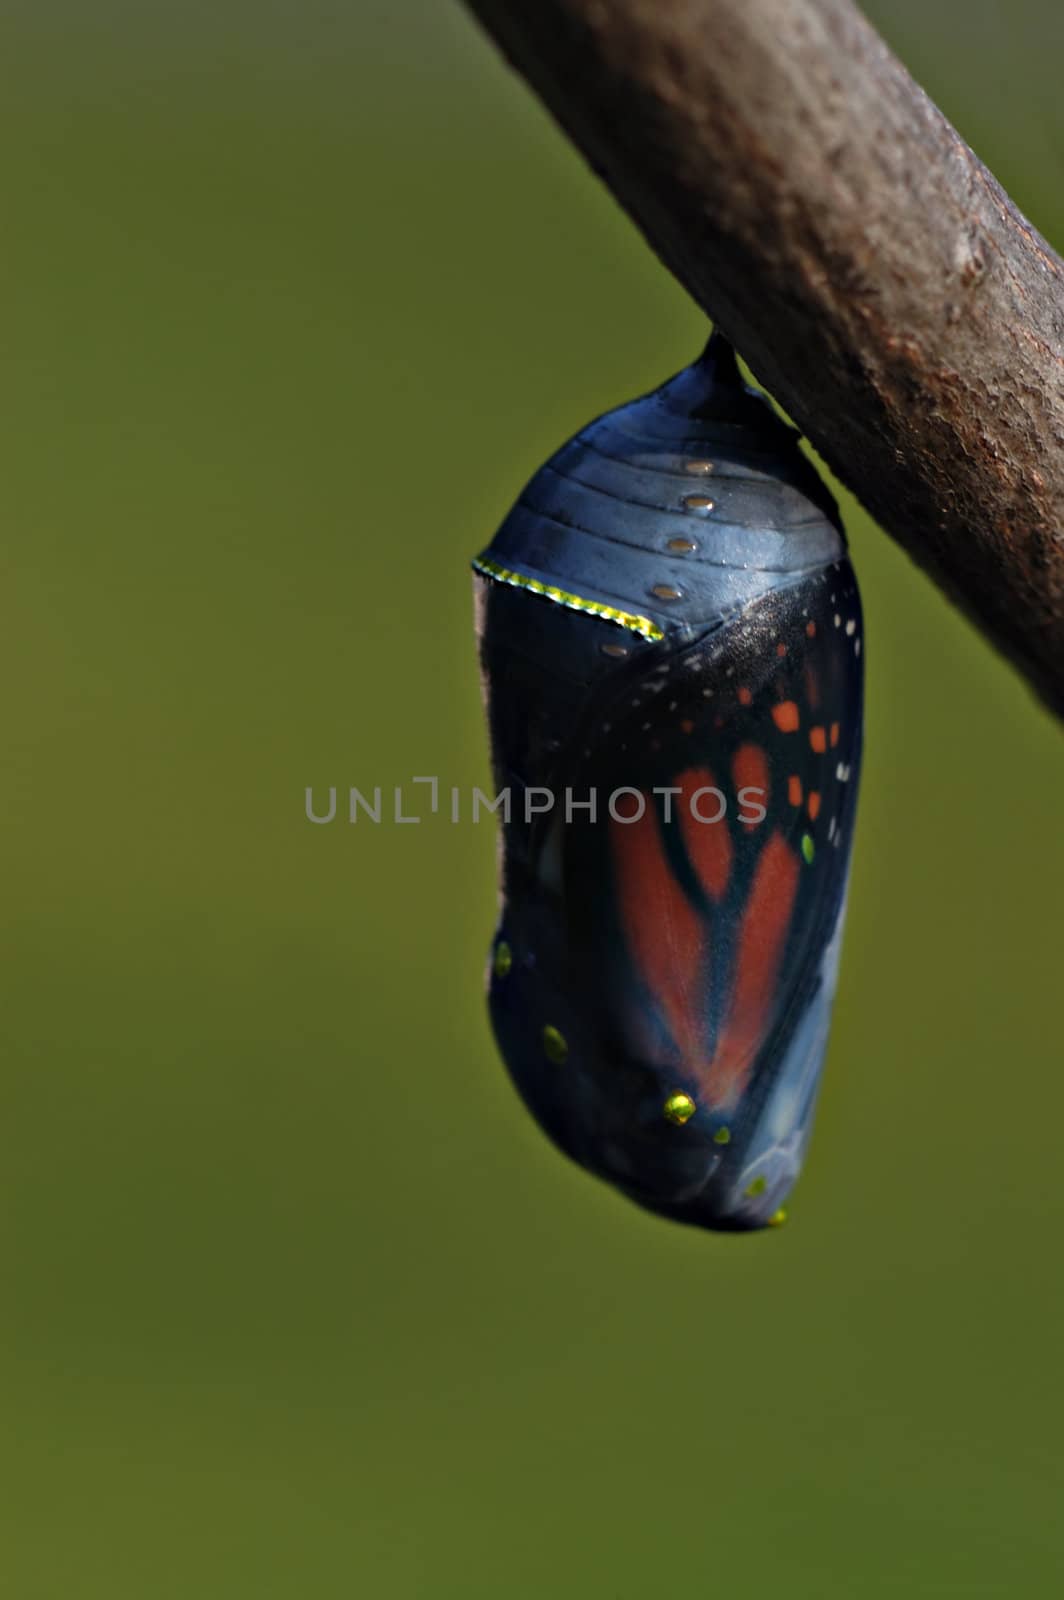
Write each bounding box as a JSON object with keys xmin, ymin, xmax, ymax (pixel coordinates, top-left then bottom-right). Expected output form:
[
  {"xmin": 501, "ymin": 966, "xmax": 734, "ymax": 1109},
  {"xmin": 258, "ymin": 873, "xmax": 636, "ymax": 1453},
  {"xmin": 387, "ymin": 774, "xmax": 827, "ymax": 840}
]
[{"xmin": 463, "ymin": 0, "xmax": 1064, "ymax": 718}]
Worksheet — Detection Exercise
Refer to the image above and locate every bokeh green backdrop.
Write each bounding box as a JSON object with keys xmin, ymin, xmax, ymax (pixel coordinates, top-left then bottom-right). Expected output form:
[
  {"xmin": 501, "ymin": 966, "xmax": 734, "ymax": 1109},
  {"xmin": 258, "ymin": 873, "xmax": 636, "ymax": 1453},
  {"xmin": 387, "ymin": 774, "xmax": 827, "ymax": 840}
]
[{"xmin": 3, "ymin": 3, "xmax": 1063, "ymax": 1594}]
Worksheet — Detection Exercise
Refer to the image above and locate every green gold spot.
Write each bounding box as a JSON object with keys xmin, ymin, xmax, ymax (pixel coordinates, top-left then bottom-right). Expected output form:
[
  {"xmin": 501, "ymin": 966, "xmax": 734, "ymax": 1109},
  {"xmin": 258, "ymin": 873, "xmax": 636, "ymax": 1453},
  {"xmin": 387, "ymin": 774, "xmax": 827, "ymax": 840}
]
[
  {"xmin": 768, "ymin": 1208, "xmax": 788, "ymax": 1227},
  {"xmin": 713, "ymin": 1126, "xmax": 731, "ymax": 1145},
  {"xmin": 744, "ymin": 1175, "xmax": 767, "ymax": 1197},
  {"xmin": 663, "ymin": 1091, "xmax": 696, "ymax": 1126},
  {"xmin": 542, "ymin": 1025, "xmax": 569, "ymax": 1065},
  {"xmin": 801, "ymin": 833, "xmax": 815, "ymax": 864},
  {"xmin": 493, "ymin": 940, "xmax": 513, "ymax": 979}
]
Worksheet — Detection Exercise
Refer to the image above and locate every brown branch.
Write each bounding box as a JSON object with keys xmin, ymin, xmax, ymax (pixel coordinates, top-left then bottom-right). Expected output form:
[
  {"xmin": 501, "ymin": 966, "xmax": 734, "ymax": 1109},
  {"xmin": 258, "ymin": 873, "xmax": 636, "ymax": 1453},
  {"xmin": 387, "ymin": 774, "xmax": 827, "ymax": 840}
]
[{"xmin": 462, "ymin": 0, "xmax": 1064, "ymax": 719}]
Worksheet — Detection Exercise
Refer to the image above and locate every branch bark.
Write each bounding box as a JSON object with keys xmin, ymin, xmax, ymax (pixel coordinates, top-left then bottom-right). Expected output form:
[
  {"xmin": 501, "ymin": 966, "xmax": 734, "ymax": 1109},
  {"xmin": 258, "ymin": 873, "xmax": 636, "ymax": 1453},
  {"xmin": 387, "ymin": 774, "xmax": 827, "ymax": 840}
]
[{"xmin": 463, "ymin": 0, "xmax": 1064, "ymax": 719}]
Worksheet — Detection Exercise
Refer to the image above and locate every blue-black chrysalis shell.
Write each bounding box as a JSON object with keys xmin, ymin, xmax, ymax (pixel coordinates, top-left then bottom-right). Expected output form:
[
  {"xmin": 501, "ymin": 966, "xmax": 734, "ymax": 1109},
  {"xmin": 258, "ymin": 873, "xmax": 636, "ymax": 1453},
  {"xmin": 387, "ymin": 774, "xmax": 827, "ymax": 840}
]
[{"xmin": 473, "ymin": 335, "xmax": 863, "ymax": 1231}]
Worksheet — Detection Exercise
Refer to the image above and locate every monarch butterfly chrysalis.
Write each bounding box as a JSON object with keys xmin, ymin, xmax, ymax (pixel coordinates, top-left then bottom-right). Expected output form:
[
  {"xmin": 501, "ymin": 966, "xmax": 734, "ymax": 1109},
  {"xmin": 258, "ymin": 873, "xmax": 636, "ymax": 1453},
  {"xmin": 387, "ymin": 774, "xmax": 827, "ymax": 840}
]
[{"xmin": 472, "ymin": 333, "xmax": 863, "ymax": 1231}]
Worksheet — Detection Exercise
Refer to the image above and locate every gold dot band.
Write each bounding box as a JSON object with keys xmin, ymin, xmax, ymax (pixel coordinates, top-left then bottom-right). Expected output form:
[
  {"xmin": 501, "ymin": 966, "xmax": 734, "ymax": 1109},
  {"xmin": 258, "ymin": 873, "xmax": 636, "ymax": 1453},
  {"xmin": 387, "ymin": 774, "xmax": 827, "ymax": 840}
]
[{"xmin": 472, "ymin": 555, "xmax": 665, "ymax": 643}]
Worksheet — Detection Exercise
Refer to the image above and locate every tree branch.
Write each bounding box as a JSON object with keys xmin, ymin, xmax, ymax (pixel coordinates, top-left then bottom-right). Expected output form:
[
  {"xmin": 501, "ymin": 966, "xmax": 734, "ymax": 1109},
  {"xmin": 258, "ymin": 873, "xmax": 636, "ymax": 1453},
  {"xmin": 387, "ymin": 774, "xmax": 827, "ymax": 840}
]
[{"xmin": 463, "ymin": 0, "xmax": 1064, "ymax": 719}]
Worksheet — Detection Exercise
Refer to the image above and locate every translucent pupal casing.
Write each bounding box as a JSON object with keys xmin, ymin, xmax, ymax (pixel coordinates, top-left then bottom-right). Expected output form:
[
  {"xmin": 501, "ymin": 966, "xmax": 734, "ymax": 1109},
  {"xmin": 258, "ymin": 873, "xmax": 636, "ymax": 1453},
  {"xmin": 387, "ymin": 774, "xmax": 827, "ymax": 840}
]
[{"xmin": 473, "ymin": 336, "xmax": 863, "ymax": 1231}]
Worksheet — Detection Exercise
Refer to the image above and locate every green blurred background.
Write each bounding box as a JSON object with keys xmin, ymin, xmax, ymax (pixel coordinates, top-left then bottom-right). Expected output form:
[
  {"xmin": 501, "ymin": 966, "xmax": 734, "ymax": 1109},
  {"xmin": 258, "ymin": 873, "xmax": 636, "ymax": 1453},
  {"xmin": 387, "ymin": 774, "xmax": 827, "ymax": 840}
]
[{"xmin": 3, "ymin": 3, "xmax": 1063, "ymax": 1594}]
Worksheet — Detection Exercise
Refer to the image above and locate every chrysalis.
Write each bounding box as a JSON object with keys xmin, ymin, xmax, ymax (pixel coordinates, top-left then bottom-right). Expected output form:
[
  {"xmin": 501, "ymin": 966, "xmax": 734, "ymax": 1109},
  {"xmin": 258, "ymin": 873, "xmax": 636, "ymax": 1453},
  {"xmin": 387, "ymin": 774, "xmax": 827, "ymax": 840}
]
[{"xmin": 473, "ymin": 334, "xmax": 862, "ymax": 1231}]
